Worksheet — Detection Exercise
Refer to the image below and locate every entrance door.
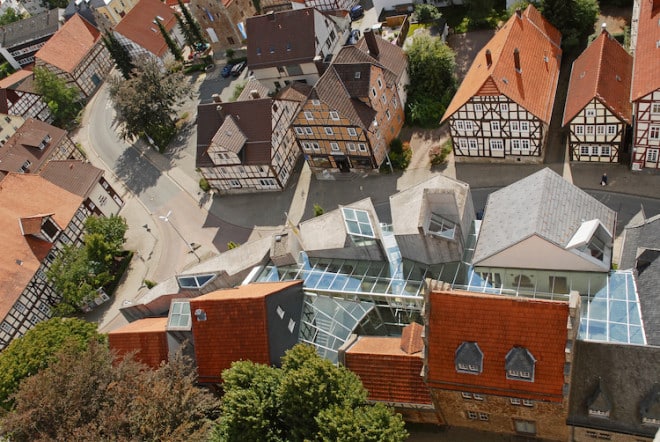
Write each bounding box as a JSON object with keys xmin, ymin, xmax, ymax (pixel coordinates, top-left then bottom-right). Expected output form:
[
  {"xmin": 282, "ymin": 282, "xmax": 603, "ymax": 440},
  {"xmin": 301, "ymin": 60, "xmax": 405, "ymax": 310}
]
[{"xmin": 335, "ymin": 156, "xmax": 351, "ymax": 173}]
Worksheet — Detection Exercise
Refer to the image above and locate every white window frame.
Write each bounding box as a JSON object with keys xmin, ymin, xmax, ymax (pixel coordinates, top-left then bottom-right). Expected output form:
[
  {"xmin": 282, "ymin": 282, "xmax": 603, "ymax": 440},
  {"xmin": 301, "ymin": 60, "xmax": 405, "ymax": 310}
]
[
  {"xmin": 229, "ymin": 180, "xmax": 241, "ymax": 188},
  {"xmin": 386, "ymin": 109, "xmax": 391, "ymax": 120},
  {"xmin": 479, "ymin": 413, "xmax": 489, "ymax": 421},
  {"xmin": 347, "ymin": 127, "xmax": 357, "ymax": 136},
  {"xmin": 607, "ymin": 125, "xmax": 616, "ymax": 135},
  {"xmin": 521, "ymin": 139, "xmax": 530, "ymax": 150},
  {"xmin": 581, "ymin": 145, "xmax": 590, "ymax": 156},
  {"xmin": 467, "ymin": 411, "xmax": 478, "ymax": 420},
  {"xmin": 330, "ymin": 142, "xmax": 340, "ymax": 151},
  {"xmin": 490, "ymin": 139, "xmax": 504, "ymax": 150},
  {"xmin": 312, "ymin": 142, "xmax": 320, "ymax": 152},
  {"xmin": 461, "ymin": 392, "xmax": 472, "ymax": 399},
  {"xmin": 647, "ymin": 149, "xmax": 658, "ymax": 162},
  {"xmin": 305, "ymin": 127, "xmax": 313, "ymax": 135},
  {"xmin": 456, "ymin": 120, "xmax": 464, "ymax": 130},
  {"xmin": 358, "ymin": 143, "xmax": 367, "ymax": 152},
  {"xmin": 458, "ymin": 139, "xmax": 468, "ymax": 150},
  {"xmin": 650, "ymin": 126, "xmax": 660, "ymax": 140},
  {"xmin": 575, "ymin": 125, "xmax": 584, "ymax": 135},
  {"xmin": 520, "ymin": 121, "xmax": 529, "ymax": 132},
  {"xmin": 347, "ymin": 143, "xmax": 356, "ymax": 151},
  {"xmin": 381, "ymin": 94, "xmax": 387, "ymax": 104},
  {"xmin": 596, "ymin": 125, "xmax": 605, "ymax": 135},
  {"xmin": 312, "ymin": 99, "xmax": 320, "ymax": 106},
  {"xmin": 329, "ymin": 111, "xmax": 339, "ymax": 120},
  {"xmin": 512, "ymin": 139, "xmax": 520, "ymax": 150},
  {"xmin": 600, "ymin": 145, "xmax": 611, "ymax": 157},
  {"xmin": 586, "ymin": 125, "xmax": 595, "ymax": 135},
  {"xmin": 474, "ymin": 103, "xmax": 483, "ymax": 112},
  {"xmin": 652, "ymin": 103, "xmax": 660, "ymax": 114},
  {"xmin": 377, "ymin": 77, "xmax": 383, "ymax": 89},
  {"xmin": 591, "ymin": 145, "xmax": 599, "ymax": 156},
  {"xmin": 392, "ymin": 97, "xmax": 398, "ymax": 109},
  {"xmin": 510, "ymin": 398, "xmax": 521, "ymax": 405},
  {"xmin": 468, "ymin": 139, "xmax": 478, "ymax": 150},
  {"xmin": 490, "ymin": 121, "xmax": 500, "ymax": 131},
  {"xmin": 499, "ymin": 103, "xmax": 508, "ymax": 112},
  {"xmin": 294, "ymin": 127, "xmax": 304, "ymax": 135},
  {"xmin": 510, "ymin": 121, "xmax": 519, "ymax": 132},
  {"xmin": 586, "ymin": 108, "xmax": 596, "ymax": 117},
  {"xmin": 464, "ymin": 121, "xmax": 474, "ymax": 131},
  {"xmin": 304, "ymin": 111, "xmax": 314, "ymax": 121},
  {"xmin": 371, "ymin": 88, "xmax": 377, "ymax": 97},
  {"xmin": 324, "ymin": 127, "xmax": 334, "ymax": 135}
]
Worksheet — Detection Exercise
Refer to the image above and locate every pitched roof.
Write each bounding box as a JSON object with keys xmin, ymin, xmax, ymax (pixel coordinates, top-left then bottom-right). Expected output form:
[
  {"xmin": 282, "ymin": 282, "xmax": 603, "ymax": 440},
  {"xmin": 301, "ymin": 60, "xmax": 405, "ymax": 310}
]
[
  {"xmin": 0, "ymin": 118, "xmax": 68, "ymax": 174},
  {"xmin": 354, "ymin": 34, "xmax": 408, "ymax": 81},
  {"xmin": 567, "ymin": 340, "xmax": 660, "ymax": 438},
  {"xmin": 631, "ymin": 0, "xmax": 660, "ymax": 101},
  {"xmin": 275, "ymin": 81, "xmax": 313, "ymax": 102},
  {"xmin": 195, "ymin": 102, "xmax": 224, "ymax": 168},
  {"xmin": 114, "ymin": 0, "xmax": 178, "ymax": 58},
  {"xmin": 0, "ymin": 8, "xmax": 61, "ymax": 49},
  {"xmin": 108, "ymin": 317, "xmax": 169, "ymax": 369},
  {"xmin": 0, "ymin": 70, "xmax": 33, "ymax": 90},
  {"xmin": 194, "ymin": 280, "xmax": 301, "ymax": 301},
  {"xmin": 35, "ymin": 14, "xmax": 100, "ymax": 73},
  {"xmin": 563, "ymin": 31, "xmax": 633, "ymax": 126},
  {"xmin": 441, "ymin": 5, "xmax": 562, "ymax": 124},
  {"xmin": 425, "ymin": 289, "xmax": 569, "ymax": 402},
  {"xmin": 344, "ymin": 335, "xmax": 432, "ymax": 405},
  {"xmin": 0, "ymin": 173, "xmax": 83, "ymax": 321},
  {"xmin": 472, "ymin": 168, "xmax": 616, "ymax": 265},
  {"xmin": 400, "ymin": 322, "xmax": 424, "ymax": 354},
  {"xmin": 215, "ymin": 99, "xmax": 273, "ymax": 165},
  {"xmin": 246, "ymin": 8, "xmax": 319, "ymax": 70},
  {"xmin": 39, "ymin": 160, "xmax": 103, "ymax": 198}
]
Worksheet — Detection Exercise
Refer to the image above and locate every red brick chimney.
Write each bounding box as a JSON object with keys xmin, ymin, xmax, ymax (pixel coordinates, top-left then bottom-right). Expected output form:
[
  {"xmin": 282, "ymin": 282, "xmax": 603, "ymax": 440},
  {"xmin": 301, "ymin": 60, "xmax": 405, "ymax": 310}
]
[
  {"xmin": 364, "ymin": 28, "xmax": 379, "ymax": 57},
  {"xmin": 485, "ymin": 49, "xmax": 492, "ymax": 68},
  {"xmin": 513, "ymin": 48, "xmax": 522, "ymax": 74}
]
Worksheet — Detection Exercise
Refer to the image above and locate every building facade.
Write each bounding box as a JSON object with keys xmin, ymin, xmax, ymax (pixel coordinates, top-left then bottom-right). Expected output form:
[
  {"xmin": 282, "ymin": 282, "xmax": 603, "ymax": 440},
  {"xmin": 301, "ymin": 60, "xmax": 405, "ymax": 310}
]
[
  {"xmin": 190, "ymin": 0, "xmax": 254, "ymax": 51},
  {"xmin": 0, "ymin": 9, "xmax": 63, "ymax": 70},
  {"xmin": 90, "ymin": 0, "xmax": 141, "ymax": 32},
  {"xmin": 0, "ymin": 70, "xmax": 53, "ymax": 122},
  {"xmin": 441, "ymin": 6, "xmax": 561, "ymax": 162},
  {"xmin": 630, "ymin": 0, "xmax": 660, "ymax": 170},
  {"xmin": 563, "ymin": 30, "xmax": 632, "ymax": 163},
  {"xmin": 34, "ymin": 14, "xmax": 113, "ymax": 99}
]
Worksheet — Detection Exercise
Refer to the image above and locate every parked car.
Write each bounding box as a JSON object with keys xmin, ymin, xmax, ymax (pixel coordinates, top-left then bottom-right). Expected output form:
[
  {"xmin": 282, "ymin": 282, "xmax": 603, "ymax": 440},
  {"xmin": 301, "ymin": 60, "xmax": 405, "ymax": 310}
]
[
  {"xmin": 349, "ymin": 5, "xmax": 364, "ymax": 21},
  {"xmin": 221, "ymin": 64, "xmax": 234, "ymax": 78},
  {"xmin": 231, "ymin": 61, "xmax": 246, "ymax": 77},
  {"xmin": 346, "ymin": 29, "xmax": 361, "ymax": 45}
]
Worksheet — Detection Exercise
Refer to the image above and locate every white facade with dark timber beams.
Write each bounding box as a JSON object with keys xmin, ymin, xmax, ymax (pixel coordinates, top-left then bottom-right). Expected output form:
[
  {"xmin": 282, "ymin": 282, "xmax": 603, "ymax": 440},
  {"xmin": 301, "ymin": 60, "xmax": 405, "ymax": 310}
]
[
  {"xmin": 632, "ymin": 91, "xmax": 660, "ymax": 170},
  {"xmin": 567, "ymin": 98, "xmax": 628, "ymax": 163}
]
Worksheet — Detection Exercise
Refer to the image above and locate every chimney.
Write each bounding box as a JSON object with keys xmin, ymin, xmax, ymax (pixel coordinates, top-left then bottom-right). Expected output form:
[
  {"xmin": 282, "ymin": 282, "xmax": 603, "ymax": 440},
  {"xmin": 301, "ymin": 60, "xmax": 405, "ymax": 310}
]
[
  {"xmin": 515, "ymin": 8, "xmax": 522, "ymax": 19},
  {"xmin": 364, "ymin": 28, "xmax": 379, "ymax": 57},
  {"xmin": 249, "ymin": 89, "xmax": 260, "ymax": 99},
  {"xmin": 601, "ymin": 22, "xmax": 607, "ymax": 34},
  {"xmin": 212, "ymin": 94, "xmax": 222, "ymax": 103},
  {"xmin": 513, "ymin": 47, "xmax": 522, "ymax": 74},
  {"xmin": 266, "ymin": 10, "xmax": 275, "ymax": 21},
  {"xmin": 216, "ymin": 105, "xmax": 223, "ymax": 115},
  {"xmin": 485, "ymin": 49, "xmax": 492, "ymax": 68}
]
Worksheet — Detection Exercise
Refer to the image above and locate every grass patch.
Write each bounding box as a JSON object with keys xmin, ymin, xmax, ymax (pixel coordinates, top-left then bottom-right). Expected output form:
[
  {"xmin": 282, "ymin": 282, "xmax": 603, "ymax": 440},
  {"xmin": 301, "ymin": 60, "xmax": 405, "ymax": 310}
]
[
  {"xmin": 408, "ymin": 22, "xmax": 431, "ymax": 34},
  {"xmin": 230, "ymin": 81, "xmax": 247, "ymax": 102}
]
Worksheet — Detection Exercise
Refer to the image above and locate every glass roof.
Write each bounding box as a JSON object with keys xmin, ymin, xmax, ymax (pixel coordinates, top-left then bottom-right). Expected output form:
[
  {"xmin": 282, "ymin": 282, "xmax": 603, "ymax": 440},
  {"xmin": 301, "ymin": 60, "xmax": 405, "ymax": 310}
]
[
  {"xmin": 168, "ymin": 301, "xmax": 191, "ymax": 330},
  {"xmin": 177, "ymin": 274, "xmax": 216, "ymax": 289},
  {"xmin": 342, "ymin": 207, "xmax": 375, "ymax": 238}
]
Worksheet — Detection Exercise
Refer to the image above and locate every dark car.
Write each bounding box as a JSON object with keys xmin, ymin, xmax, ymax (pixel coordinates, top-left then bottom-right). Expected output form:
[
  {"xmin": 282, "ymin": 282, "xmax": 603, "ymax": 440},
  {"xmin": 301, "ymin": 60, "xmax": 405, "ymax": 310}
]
[
  {"xmin": 231, "ymin": 61, "xmax": 246, "ymax": 77},
  {"xmin": 221, "ymin": 64, "xmax": 234, "ymax": 78},
  {"xmin": 346, "ymin": 28, "xmax": 361, "ymax": 45},
  {"xmin": 349, "ymin": 5, "xmax": 364, "ymax": 20}
]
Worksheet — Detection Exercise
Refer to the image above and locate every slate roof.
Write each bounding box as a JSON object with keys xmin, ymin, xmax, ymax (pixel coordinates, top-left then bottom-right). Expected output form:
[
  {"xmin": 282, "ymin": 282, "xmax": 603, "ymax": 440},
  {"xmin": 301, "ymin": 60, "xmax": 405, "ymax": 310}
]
[
  {"xmin": 114, "ymin": 0, "xmax": 178, "ymax": 58},
  {"xmin": 619, "ymin": 213, "xmax": 660, "ymax": 346},
  {"xmin": 441, "ymin": 5, "xmax": 562, "ymax": 124},
  {"xmin": 0, "ymin": 118, "xmax": 69, "ymax": 174},
  {"xmin": 35, "ymin": 14, "xmax": 100, "ymax": 73},
  {"xmin": 344, "ymin": 334, "xmax": 433, "ymax": 405},
  {"xmin": 108, "ymin": 317, "xmax": 169, "ymax": 369},
  {"xmin": 631, "ymin": 0, "xmax": 660, "ymax": 101},
  {"xmin": 563, "ymin": 31, "xmax": 633, "ymax": 126},
  {"xmin": 0, "ymin": 8, "xmax": 61, "ymax": 49},
  {"xmin": 567, "ymin": 340, "xmax": 660, "ymax": 438},
  {"xmin": 472, "ymin": 168, "xmax": 616, "ymax": 265},
  {"xmin": 246, "ymin": 8, "xmax": 318, "ymax": 70},
  {"xmin": 39, "ymin": 160, "xmax": 103, "ymax": 198},
  {"xmin": 0, "ymin": 173, "xmax": 82, "ymax": 322},
  {"xmin": 425, "ymin": 288, "xmax": 569, "ymax": 402}
]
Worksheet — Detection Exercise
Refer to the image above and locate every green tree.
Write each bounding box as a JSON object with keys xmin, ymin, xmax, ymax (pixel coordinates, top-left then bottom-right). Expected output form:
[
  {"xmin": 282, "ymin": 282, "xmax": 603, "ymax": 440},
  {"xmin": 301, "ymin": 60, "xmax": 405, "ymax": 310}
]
[
  {"xmin": 178, "ymin": 0, "xmax": 206, "ymax": 44},
  {"xmin": 541, "ymin": 0, "xmax": 598, "ymax": 48},
  {"xmin": 109, "ymin": 58, "xmax": 188, "ymax": 150},
  {"xmin": 213, "ymin": 344, "xmax": 407, "ymax": 442},
  {"xmin": 405, "ymin": 34, "xmax": 457, "ymax": 127},
  {"xmin": 464, "ymin": 0, "xmax": 496, "ymax": 25},
  {"xmin": 33, "ymin": 67, "xmax": 81, "ymax": 128},
  {"xmin": 414, "ymin": 4, "xmax": 441, "ymax": 23},
  {"xmin": 40, "ymin": 0, "xmax": 68, "ymax": 8},
  {"xmin": 175, "ymin": 13, "xmax": 197, "ymax": 48},
  {"xmin": 102, "ymin": 32, "xmax": 134, "ymax": 79},
  {"xmin": 156, "ymin": 18, "xmax": 183, "ymax": 61},
  {"xmin": 84, "ymin": 214, "xmax": 128, "ymax": 256},
  {"xmin": 0, "ymin": 318, "xmax": 103, "ymax": 410},
  {"xmin": 0, "ymin": 7, "xmax": 22, "ymax": 26},
  {"xmin": 1, "ymin": 342, "xmax": 220, "ymax": 441}
]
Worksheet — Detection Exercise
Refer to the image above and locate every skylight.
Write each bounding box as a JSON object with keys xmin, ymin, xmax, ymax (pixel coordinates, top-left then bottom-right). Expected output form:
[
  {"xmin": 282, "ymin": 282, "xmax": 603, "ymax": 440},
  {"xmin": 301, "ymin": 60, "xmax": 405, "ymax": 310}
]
[
  {"xmin": 429, "ymin": 212, "xmax": 456, "ymax": 239},
  {"xmin": 168, "ymin": 301, "xmax": 191, "ymax": 330},
  {"xmin": 177, "ymin": 273, "xmax": 216, "ymax": 289},
  {"xmin": 341, "ymin": 207, "xmax": 375, "ymax": 238}
]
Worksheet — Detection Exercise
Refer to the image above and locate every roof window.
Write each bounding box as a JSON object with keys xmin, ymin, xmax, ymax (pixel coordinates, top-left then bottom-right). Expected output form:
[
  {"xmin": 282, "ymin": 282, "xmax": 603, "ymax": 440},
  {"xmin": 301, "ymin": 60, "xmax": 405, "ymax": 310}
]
[
  {"xmin": 505, "ymin": 347, "xmax": 536, "ymax": 382},
  {"xmin": 455, "ymin": 341, "xmax": 483, "ymax": 375}
]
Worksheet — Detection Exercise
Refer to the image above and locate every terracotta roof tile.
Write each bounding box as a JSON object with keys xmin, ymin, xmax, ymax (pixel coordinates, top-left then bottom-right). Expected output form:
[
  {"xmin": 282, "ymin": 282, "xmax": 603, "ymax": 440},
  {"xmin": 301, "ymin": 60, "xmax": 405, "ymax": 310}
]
[
  {"xmin": 631, "ymin": 0, "xmax": 660, "ymax": 100},
  {"xmin": 35, "ymin": 14, "xmax": 100, "ymax": 74},
  {"xmin": 345, "ymin": 336, "xmax": 432, "ymax": 405},
  {"xmin": 0, "ymin": 70, "xmax": 33, "ymax": 89},
  {"xmin": 563, "ymin": 31, "xmax": 633, "ymax": 126},
  {"xmin": 114, "ymin": 0, "xmax": 178, "ymax": 58},
  {"xmin": 108, "ymin": 317, "xmax": 169, "ymax": 368},
  {"xmin": 442, "ymin": 5, "xmax": 562, "ymax": 124},
  {"xmin": 400, "ymin": 322, "xmax": 424, "ymax": 354},
  {"xmin": 39, "ymin": 160, "xmax": 103, "ymax": 198},
  {"xmin": 0, "ymin": 173, "xmax": 83, "ymax": 322},
  {"xmin": 425, "ymin": 289, "xmax": 569, "ymax": 402}
]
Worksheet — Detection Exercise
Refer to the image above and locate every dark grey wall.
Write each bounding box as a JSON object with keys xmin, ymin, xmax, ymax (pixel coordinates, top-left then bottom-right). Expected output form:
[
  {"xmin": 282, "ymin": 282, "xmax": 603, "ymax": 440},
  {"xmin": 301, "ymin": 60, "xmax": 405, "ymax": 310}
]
[{"xmin": 265, "ymin": 282, "xmax": 305, "ymax": 366}]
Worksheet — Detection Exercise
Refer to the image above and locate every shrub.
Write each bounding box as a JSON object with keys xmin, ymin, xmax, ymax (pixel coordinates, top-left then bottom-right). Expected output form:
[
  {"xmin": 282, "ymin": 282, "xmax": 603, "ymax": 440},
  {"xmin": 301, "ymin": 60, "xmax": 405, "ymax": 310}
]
[
  {"xmin": 227, "ymin": 241, "xmax": 240, "ymax": 249},
  {"xmin": 144, "ymin": 279, "xmax": 157, "ymax": 289},
  {"xmin": 384, "ymin": 140, "xmax": 412, "ymax": 171},
  {"xmin": 430, "ymin": 139, "xmax": 453, "ymax": 166},
  {"xmin": 225, "ymin": 48, "xmax": 235, "ymax": 59},
  {"xmin": 199, "ymin": 177, "xmax": 211, "ymax": 192},
  {"xmin": 313, "ymin": 204, "xmax": 324, "ymax": 217}
]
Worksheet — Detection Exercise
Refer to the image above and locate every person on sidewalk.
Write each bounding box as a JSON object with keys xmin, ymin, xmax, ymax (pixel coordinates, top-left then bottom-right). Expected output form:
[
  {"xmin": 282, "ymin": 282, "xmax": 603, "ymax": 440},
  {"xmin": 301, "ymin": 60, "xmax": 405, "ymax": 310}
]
[{"xmin": 601, "ymin": 173, "xmax": 608, "ymax": 186}]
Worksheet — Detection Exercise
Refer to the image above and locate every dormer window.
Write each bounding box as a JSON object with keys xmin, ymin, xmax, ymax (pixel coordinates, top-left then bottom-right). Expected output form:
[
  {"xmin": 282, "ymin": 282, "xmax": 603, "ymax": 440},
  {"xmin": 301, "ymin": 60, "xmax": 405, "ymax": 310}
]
[
  {"xmin": 505, "ymin": 347, "xmax": 536, "ymax": 382},
  {"xmin": 38, "ymin": 134, "xmax": 51, "ymax": 150},
  {"xmin": 20, "ymin": 160, "xmax": 31, "ymax": 173},
  {"xmin": 566, "ymin": 219, "xmax": 612, "ymax": 265},
  {"xmin": 587, "ymin": 379, "xmax": 611, "ymax": 419},
  {"xmin": 455, "ymin": 342, "xmax": 483, "ymax": 375},
  {"xmin": 640, "ymin": 384, "xmax": 660, "ymax": 426},
  {"xmin": 41, "ymin": 217, "xmax": 61, "ymax": 242},
  {"xmin": 429, "ymin": 212, "xmax": 456, "ymax": 239}
]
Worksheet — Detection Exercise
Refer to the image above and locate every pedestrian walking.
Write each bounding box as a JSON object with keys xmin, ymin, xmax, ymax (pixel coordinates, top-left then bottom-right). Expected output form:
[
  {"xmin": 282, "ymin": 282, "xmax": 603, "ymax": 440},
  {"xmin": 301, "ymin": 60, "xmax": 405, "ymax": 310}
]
[{"xmin": 601, "ymin": 173, "xmax": 608, "ymax": 186}]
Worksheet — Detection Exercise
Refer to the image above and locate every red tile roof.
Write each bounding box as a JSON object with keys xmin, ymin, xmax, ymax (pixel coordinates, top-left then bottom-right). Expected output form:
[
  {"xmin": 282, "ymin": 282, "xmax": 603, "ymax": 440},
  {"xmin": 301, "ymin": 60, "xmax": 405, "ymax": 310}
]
[
  {"xmin": 35, "ymin": 14, "xmax": 100, "ymax": 74},
  {"xmin": 190, "ymin": 281, "xmax": 302, "ymax": 383},
  {"xmin": 0, "ymin": 70, "xmax": 33, "ymax": 89},
  {"xmin": 631, "ymin": 0, "xmax": 660, "ymax": 101},
  {"xmin": 401, "ymin": 322, "xmax": 424, "ymax": 355},
  {"xmin": 563, "ymin": 31, "xmax": 633, "ymax": 126},
  {"xmin": 0, "ymin": 173, "xmax": 83, "ymax": 322},
  {"xmin": 441, "ymin": 5, "xmax": 562, "ymax": 124},
  {"xmin": 425, "ymin": 289, "xmax": 569, "ymax": 402},
  {"xmin": 114, "ymin": 0, "xmax": 178, "ymax": 58},
  {"xmin": 345, "ymin": 336, "xmax": 432, "ymax": 405},
  {"xmin": 0, "ymin": 118, "xmax": 69, "ymax": 174},
  {"xmin": 108, "ymin": 317, "xmax": 169, "ymax": 369}
]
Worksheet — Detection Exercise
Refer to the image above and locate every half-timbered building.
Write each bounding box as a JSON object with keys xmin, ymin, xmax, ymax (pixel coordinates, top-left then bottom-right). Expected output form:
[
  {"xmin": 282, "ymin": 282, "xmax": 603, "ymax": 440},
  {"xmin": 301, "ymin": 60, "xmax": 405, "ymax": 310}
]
[
  {"xmin": 630, "ymin": 0, "xmax": 660, "ymax": 170},
  {"xmin": 441, "ymin": 5, "xmax": 561, "ymax": 162},
  {"xmin": 291, "ymin": 30, "xmax": 407, "ymax": 175},
  {"xmin": 563, "ymin": 29, "xmax": 632, "ymax": 163},
  {"xmin": 0, "ymin": 70, "xmax": 53, "ymax": 122},
  {"xmin": 196, "ymin": 80, "xmax": 305, "ymax": 194}
]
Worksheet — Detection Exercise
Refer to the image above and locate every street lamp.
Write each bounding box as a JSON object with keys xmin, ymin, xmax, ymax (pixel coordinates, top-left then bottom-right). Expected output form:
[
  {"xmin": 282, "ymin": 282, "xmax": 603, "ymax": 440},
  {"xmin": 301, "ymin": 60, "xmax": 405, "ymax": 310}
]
[{"xmin": 158, "ymin": 210, "xmax": 200, "ymax": 262}]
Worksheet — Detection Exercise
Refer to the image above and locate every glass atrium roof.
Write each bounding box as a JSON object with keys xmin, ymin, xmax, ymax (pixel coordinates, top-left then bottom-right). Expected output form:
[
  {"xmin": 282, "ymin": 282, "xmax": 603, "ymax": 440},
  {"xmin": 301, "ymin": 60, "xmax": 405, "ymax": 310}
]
[
  {"xmin": 341, "ymin": 207, "xmax": 375, "ymax": 238},
  {"xmin": 168, "ymin": 301, "xmax": 191, "ymax": 330}
]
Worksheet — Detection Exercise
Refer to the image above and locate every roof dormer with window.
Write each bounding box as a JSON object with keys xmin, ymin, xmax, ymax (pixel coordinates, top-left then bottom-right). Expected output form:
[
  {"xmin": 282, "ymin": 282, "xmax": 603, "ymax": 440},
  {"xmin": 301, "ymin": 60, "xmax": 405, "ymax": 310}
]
[
  {"xmin": 640, "ymin": 384, "xmax": 660, "ymax": 426},
  {"xmin": 587, "ymin": 378, "xmax": 612, "ymax": 418},
  {"xmin": 18, "ymin": 213, "xmax": 61, "ymax": 243},
  {"xmin": 455, "ymin": 341, "xmax": 483, "ymax": 375},
  {"xmin": 505, "ymin": 346, "xmax": 536, "ymax": 382},
  {"xmin": 565, "ymin": 219, "xmax": 613, "ymax": 269}
]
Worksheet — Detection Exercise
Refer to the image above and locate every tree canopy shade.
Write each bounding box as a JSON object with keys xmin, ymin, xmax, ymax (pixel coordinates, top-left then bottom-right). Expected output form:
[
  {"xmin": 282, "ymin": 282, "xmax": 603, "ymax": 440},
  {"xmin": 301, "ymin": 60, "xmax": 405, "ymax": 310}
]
[
  {"xmin": 102, "ymin": 32, "xmax": 134, "ymax": 79},
  {"xmin": 109, "ymin": 59, "xmax": 188, "ymax": 151},
  {"xmin": 0, "ymin": 342, "xmax": 221, "ymax": 442},
  {"xmin": 405, "ymin": 34, "xmax": 457, "ymax": 127},
  {"xmin": 33, "ymin": 67, "xmax": 81, "ymax": 128},
  {"xmin": 0, "ymin": 318, "xmax": 103, "ymax": 410},
  {"xmin": 541, "ymin": 0, "xmax": 599, "ymax": 48},
  {"xmin": 178, "ymin": 0, "xmax": 206, "ymax": 45},
  {"xmin": 156, "ymin": 18, "xmax": 183, "ymax": 61},
  {"xmin": 213, "ymin": 344, "xmax": 408, "ymax": 442}
]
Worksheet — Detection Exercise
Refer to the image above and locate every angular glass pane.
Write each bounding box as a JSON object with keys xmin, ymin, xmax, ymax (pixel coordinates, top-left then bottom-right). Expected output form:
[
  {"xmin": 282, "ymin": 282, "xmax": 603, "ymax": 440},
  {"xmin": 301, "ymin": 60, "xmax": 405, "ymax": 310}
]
[
  {"xmin": 609, "ymin": 300, "xmax": 627, "ymax": 323},
  {"xmin": 346, "ymin": 220, "xmax": 360, "ymax": 234},
  {"xmin": 355, "ymin": 210, "xmax": 370, "ymax": 224},
  {"xmin": 588, "ymin": 299, "xmax": 608, "ymax": 320},
  {"xmin": 343, "ymin": 277, "xmax": 361, "ymax": 291},
  {"xmin": 587, "ymin": 320, "xmax": 607, "ymax": 341},
  {"xmin": 196, "ymin": 274, "xmax": 215, "ymax": 286},
  {"xmin": 608, "ymin": 323, "xmax": 628, "ymax": 343},
  {"xmin": 628, "ymin": 326, "xmax": 645, "ymax": 344},
  {"xmin": 628, "ymin": 302, "xmax": 641, "ymax": 325},
  {"xmin": 360, "ymin": 222, "xmax": 374, "ymax": 237}
]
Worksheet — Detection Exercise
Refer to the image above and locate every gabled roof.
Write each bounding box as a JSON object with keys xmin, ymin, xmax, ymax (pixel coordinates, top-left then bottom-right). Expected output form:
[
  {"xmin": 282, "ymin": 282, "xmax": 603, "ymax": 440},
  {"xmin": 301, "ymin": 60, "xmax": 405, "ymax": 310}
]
[
  {"xmin": 114, "ymin": 0, "xmax": 178, "ymax": 58},
  {"xmin": 0, "ymin": 173, "xmax": 83, "ymax": 321},
  {"xmin": 0, "ymin": 70, "xmax": 33, "ymax": 90},
  {"xmin": 568, "ymin": 340, "xmax": 660, "ymax": 438},
  {"xmin": 0, "ymin": 118, "xmax": 68, "ymax": 174},
  {"xmin": 0, "ymin": 8, "xmax": 62, "ymax": 49},
  {"xmin": 246, "ymin": 8, "xmax": 319, "ymax": 70},
  {"xmin": 355, "ymin": 34, "xmax": 408, "ymax": 81},
  {"xmin": 39, "ymin": 160, "xmax": 103, "ymax": 198},
  {"xmin": 441, "ymin": 5, "xmax": 561, "ymax": 124},
  {"xmin": 425, "ymin": 288, "xmax": 569, "ymax": 402},
  {"xmin": 631, "ymin": 0, "xmax": 660, "ymax": 101},
  {"xmin": 108, "ymin": 317, "xmax": 169, "ymax": 369},
  {"xmin": 472, "ymin": 168, "xmax": 616, "ymax": 265},
  {"xmin": 35, "ymin": 14, "xmax": 100, "ymax": 74},
  {"xmin": 563, "ymin": 31, "xmax": 633, "ymax": 126},
  {"xmin": 275, "ymin": 81, "xmax": 313, "ymax": 102},
  {"xmin": 194, "ymin": 280, "xmax": 301, "ymax": 301}
]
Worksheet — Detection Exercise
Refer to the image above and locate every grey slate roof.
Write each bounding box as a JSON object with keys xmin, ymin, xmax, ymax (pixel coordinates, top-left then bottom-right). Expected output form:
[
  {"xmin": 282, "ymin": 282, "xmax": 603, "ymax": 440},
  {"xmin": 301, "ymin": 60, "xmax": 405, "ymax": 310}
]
[
  {"xmin": 472, "ymin": 168, "xmax": 617, "ymax": 264},
  {"xmin": 620, "ymin": 214, "xmax": 660, "ymax": 270},
  {"xmin": 0, "ymin": 9, "xmax": 62, "ymax": 48},
  {"xmin": 568, "ymin": 340, "xmax": 660, "ymax": 438}
]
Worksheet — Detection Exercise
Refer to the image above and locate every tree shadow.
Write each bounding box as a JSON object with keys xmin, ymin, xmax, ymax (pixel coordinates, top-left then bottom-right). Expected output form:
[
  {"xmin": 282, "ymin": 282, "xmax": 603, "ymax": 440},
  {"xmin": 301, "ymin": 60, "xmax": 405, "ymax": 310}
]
[{"xmin": 113, "ymin": 143, "xmax": 160, "ymax": 195}]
